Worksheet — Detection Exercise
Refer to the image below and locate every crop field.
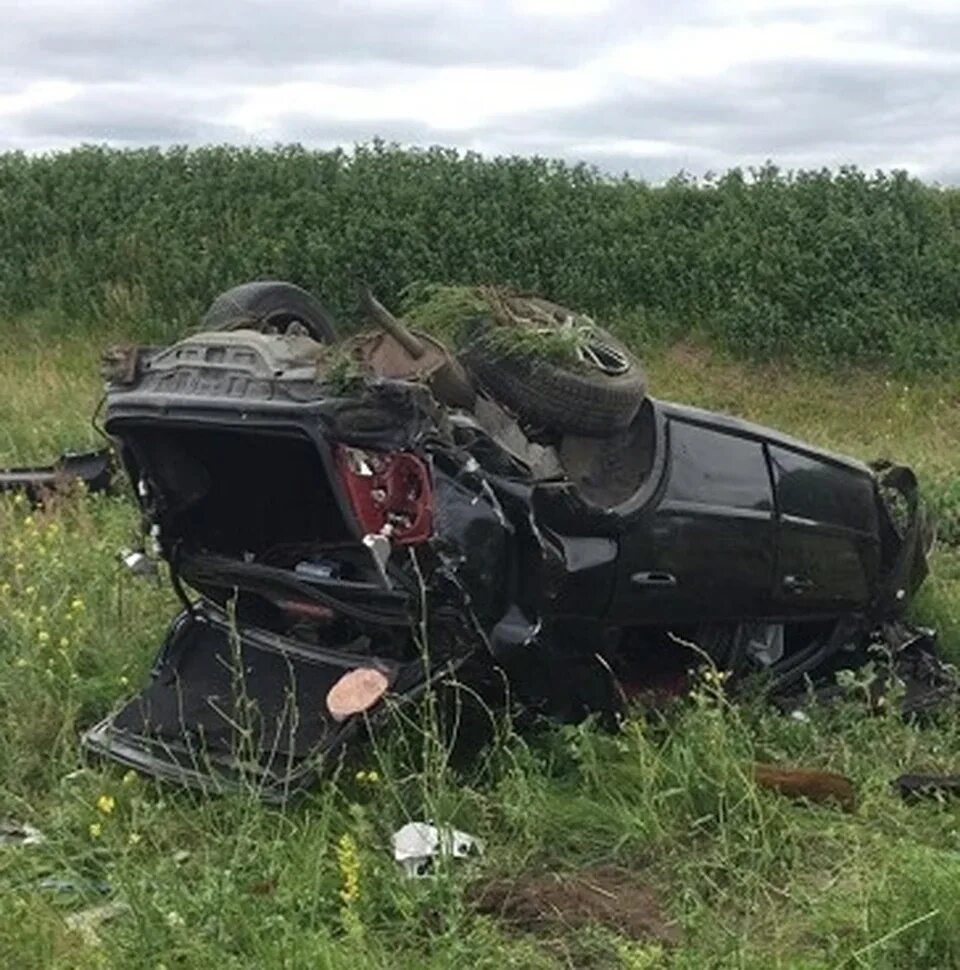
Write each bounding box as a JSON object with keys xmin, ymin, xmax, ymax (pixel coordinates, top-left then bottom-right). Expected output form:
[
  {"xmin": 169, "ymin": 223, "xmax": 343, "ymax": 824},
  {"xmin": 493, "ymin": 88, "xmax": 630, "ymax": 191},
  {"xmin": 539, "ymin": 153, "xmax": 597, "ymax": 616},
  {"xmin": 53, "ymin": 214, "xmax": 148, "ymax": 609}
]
[
  {"xmin": 1, "ymin": 147, "xmax": 960, "ymax": 968},
  {"xmin": 2, "ymin": 318, "xmax": 960, "ymax": 968},
  {"xmin": 1, "ymin": 146, "xmax": 960, "ymax": 368}
]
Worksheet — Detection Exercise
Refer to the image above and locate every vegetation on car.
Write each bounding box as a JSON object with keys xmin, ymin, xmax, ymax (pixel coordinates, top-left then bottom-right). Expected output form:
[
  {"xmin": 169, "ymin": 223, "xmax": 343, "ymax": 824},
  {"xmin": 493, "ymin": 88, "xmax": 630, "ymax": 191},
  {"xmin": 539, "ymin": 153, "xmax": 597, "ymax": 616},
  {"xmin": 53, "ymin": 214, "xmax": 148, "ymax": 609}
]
[
  {"xmin": 402, "ymin": 283, "xmax": 597, "ymax": 370},
  {"xmin": 2, "ymin": 144, "xmax": 959, "ymax": 369}
]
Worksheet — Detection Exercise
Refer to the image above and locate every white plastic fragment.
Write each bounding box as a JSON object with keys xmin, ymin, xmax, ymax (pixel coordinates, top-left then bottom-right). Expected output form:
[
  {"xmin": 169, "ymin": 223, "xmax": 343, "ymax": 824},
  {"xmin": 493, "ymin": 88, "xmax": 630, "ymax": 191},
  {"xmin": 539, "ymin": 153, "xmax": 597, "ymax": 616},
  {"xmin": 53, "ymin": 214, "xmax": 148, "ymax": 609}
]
[
  {"xmin": 0, "ymin": 819, "xmax": 44, "ymax": 845},
  {"xmin": 391, "ymin": 821, "xmax": 483, "ymax": 877},
  {"xmin": 119, "ymin": 548, "xmax": 157, "ymax": 577}
]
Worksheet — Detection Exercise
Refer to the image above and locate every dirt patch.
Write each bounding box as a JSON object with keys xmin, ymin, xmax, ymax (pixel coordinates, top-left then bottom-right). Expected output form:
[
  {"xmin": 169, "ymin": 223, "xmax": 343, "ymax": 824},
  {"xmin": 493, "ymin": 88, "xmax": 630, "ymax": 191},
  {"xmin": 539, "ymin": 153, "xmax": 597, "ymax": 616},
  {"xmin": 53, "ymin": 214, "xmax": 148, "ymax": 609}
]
[{"xmin": 470, "ymin": 864, "xmax": 679, "ymax": 945}]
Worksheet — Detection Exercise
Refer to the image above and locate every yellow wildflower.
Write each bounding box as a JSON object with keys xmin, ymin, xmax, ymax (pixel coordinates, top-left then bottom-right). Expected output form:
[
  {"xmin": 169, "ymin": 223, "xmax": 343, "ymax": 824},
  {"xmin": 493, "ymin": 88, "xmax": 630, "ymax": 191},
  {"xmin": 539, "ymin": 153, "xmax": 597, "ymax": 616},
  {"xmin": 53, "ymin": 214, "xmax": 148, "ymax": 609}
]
[
  {"xmin": 122, "ymin": 770, "xmax": 138, "ymax": 786},
  {"xmin": 336, "ymin": 832, "xmax": 361, "ymax": 905},
  {"xmin": 96, "ymin": 794, "xmax": 116, "ymax": 815},
  {"xmin": 89, "ymin": 822, "xmax": 102, "ymax": 839}
]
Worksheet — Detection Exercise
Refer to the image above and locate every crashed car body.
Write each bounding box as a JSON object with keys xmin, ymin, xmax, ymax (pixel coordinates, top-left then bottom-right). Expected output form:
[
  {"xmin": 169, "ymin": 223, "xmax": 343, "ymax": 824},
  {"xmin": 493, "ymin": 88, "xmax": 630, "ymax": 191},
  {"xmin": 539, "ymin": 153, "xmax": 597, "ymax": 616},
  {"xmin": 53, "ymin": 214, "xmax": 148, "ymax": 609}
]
[{"xmin": 84, "ymin": 325, "xmax": 930, "ymax": 798}]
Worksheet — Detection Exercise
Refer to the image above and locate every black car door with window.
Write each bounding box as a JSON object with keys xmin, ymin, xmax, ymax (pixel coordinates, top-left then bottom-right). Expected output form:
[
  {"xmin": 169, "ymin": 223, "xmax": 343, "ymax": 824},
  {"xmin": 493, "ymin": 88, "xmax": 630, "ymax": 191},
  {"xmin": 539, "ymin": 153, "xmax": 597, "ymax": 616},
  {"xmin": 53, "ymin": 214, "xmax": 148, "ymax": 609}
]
[
  {"xmin": 614, "ymin": 417, "xmax": 776, "ymax": 625},
  {"xmin": 768, "ymin": 446, "xmax": 880, "ymax": 616}
]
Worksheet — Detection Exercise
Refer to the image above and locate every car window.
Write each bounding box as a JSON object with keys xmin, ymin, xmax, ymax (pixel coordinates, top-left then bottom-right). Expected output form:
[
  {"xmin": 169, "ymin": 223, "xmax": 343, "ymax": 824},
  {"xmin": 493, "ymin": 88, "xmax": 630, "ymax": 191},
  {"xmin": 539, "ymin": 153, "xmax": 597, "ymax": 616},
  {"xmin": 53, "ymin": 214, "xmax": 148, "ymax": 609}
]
[
  {"xmin": 666, "ymin": 420, "xmax": 772, "ymax": 511},
  {"xmin": 769, "ymin": 446, "xmax": 876, "ymax": 532}
]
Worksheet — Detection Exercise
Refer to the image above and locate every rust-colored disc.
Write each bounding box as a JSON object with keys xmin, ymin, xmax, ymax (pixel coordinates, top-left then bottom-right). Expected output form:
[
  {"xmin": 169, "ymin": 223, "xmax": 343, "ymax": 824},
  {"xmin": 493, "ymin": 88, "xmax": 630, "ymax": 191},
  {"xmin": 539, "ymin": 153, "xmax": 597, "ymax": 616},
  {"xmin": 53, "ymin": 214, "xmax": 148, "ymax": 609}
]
[{"xmin": 327, "ymin": 667, "xmax": 389, "ymax": 721}]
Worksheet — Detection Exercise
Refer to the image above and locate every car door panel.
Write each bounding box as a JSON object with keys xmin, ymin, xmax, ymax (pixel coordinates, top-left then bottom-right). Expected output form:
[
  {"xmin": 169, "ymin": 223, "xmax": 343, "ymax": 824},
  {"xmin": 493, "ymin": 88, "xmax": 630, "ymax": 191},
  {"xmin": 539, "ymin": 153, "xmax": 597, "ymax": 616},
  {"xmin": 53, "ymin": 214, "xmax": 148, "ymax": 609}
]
[
  {"xmin": 769, "ymin": 446, "xmax": 879, "ymax": 614},
  {"xmin": 614, "ymin": 418, "xmax": 776, "ymax": 625}
]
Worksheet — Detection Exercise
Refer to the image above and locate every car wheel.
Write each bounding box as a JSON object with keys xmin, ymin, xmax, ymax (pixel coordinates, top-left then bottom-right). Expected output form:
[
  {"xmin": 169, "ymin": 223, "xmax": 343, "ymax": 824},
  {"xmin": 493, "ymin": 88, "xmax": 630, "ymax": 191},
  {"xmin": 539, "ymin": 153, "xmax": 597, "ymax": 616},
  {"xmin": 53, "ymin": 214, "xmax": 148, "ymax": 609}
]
[
  {"xmin": 201, "ymin": 281, "xmax": 338, "ymax": 344},
  {"xmin": 460, "ymin": 299, "xmax": 645, "ymax": 436}
]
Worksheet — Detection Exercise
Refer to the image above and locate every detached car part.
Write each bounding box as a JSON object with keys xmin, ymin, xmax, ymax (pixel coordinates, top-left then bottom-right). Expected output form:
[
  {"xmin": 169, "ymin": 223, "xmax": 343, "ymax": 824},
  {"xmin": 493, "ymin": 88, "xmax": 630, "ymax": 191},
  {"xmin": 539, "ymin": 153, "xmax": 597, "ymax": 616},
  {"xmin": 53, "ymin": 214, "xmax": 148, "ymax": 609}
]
[
  {"xmin": 83, "ymin": 283, "xmax": 944, "ymax": 798},
  {"xmin": 0, "ymin": 449, "xmax": 113, "ymax": 503}
]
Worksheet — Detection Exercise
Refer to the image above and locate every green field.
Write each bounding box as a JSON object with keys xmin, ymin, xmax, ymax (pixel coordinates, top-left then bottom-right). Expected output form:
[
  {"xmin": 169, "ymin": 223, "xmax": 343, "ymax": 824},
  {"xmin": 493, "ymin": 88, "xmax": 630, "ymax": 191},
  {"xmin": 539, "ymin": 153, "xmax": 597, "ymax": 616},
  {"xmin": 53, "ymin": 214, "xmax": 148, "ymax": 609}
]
[
  {"xmin": 2, "ymin": 316, "xmax": 960, "ymax": 968},
  {"xmin": 2, "ymin": 146, "xmax": 960, "ymax": 368}
]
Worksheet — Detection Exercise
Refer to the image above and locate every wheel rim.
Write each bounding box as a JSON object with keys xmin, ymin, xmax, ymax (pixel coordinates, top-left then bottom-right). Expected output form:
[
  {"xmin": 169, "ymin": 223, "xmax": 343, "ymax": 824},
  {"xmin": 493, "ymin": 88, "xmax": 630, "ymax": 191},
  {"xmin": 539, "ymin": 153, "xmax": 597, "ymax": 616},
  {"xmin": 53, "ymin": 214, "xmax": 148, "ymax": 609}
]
[{"xmin": 576, "ymin": 334, "xmax": 631, "ymax": 376}]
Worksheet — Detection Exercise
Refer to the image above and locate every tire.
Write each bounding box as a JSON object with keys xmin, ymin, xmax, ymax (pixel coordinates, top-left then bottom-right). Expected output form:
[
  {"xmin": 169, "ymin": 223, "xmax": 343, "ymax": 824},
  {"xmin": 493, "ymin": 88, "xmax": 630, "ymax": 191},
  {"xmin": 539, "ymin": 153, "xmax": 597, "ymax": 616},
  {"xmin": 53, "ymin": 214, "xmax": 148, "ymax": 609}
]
[
  {"xmin": 201, "ymin": 281, "xmax": 338, "ymax": 344},
  {"xmin": 462, "ymin": 321, "xmax": 646, "ymax": 436}
]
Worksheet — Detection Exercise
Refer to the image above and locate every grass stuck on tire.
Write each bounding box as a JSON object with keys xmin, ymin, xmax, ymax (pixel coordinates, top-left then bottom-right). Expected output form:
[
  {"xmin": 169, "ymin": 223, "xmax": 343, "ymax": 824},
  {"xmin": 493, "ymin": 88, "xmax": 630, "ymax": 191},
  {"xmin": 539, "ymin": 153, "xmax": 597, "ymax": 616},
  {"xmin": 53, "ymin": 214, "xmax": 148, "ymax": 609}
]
[{"xmin": 404, "ymin": 284, "xmax": 647, "ymax": 434}]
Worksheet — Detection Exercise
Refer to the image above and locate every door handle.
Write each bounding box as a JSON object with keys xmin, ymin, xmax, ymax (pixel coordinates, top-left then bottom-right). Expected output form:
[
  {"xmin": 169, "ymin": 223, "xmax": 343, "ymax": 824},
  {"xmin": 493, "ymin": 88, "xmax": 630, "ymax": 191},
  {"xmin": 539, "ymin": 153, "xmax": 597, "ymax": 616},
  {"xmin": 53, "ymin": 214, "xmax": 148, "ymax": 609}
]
[
  {"xmin": 631, "ymin": 571, "xmax": 677, "ymax": 588},
  {"xmin": 782, "ymin": 574, "xmax": 814, "ymax": 594}
]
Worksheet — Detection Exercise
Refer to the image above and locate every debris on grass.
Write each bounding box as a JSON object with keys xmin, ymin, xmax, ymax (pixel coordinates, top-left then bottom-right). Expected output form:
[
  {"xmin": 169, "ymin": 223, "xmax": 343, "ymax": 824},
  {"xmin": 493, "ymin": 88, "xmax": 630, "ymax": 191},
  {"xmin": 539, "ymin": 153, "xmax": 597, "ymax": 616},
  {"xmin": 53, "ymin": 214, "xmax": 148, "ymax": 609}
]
[
  {"xmin": 0, "ymin": 819, "xmax": 45, "ymax": 846},
  {"xmin": 0, "ymin": 449, "xmax": 114, "ymax": 505},
  {"xmin": 392, "ymin": 822, "xmax": 484, "ymax": 877},
  {"xmin": 894, "ymin": 773, "xmax": 960, "ymax": 801},
  {"xmin": 752, "ymin": 763, "xmax": 857, "ymax": 813}
]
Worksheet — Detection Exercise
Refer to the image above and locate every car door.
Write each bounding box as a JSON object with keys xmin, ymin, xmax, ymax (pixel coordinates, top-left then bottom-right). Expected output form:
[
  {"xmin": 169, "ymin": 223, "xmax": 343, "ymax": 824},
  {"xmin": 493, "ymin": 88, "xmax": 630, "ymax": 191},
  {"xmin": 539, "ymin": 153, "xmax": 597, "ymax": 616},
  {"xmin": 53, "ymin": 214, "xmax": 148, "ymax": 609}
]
[
  {"xmin": 768, "ymin": 445, "xmax": 880, "ymax": 616},
  {"xmin": 614, "ymin": 417, "xmax": 776, "ymax": 624}
]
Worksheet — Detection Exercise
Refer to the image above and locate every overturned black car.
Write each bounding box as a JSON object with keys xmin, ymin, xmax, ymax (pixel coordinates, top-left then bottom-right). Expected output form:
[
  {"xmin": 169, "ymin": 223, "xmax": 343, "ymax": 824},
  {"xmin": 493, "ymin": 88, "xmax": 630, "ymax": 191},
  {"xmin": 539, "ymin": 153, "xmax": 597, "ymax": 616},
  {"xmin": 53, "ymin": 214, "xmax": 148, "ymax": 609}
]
[{"xmin": 83, "ymin": 283, "xmax": 937, "ymax": 799}]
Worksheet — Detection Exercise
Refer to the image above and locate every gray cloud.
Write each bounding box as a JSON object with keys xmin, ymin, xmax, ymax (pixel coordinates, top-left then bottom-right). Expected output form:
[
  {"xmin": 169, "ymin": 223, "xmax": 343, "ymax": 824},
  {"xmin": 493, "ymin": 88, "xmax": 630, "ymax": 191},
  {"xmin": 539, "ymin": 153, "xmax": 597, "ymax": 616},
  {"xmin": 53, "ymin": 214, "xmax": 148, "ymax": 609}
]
[
  {"xmin": 0, "ymin": 1, "xmax": 647, "ymax": 84},
  {"xmin": 472, "ymin": 56, "xmax": 960, "ymax": 177},
  {"xmin": 1, "ymin": 0, "xmax": 958, "ymax": 181},
  {"xmin": 9, "ymin": 86, "xmax": 245, "ymax": 144}
]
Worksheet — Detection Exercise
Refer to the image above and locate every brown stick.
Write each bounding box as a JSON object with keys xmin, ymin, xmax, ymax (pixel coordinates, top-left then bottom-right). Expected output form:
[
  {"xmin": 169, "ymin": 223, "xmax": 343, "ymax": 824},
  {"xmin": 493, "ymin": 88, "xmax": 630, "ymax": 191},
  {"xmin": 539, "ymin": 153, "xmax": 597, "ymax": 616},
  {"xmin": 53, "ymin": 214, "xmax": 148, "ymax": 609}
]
[{"xmin": 359, "ymin": 286, "xmax": 426, "ymax": 359}]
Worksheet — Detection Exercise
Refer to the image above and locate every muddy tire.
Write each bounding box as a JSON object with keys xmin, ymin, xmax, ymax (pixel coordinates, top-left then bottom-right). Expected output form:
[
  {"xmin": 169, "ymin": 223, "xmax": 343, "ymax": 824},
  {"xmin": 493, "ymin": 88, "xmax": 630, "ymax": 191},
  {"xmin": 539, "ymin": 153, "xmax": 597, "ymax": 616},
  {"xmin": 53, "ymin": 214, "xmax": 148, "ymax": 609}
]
[
  {"xmin": 462, "ymin": 323, "xmax": 645, "ymax": 436},
  {"xmin": 201, "ymin": 281, "xmax": 338, "ymax": 344}
]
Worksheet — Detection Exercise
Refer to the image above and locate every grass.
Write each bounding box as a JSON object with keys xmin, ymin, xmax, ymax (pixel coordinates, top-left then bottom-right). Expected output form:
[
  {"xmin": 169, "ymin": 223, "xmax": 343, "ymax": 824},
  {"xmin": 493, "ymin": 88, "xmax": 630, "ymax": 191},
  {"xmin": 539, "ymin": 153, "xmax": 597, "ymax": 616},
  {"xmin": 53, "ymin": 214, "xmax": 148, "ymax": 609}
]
[
  {"xmin": 2, "ymin": 320, "xmax": 960, "ymax": 968},
  {"xmin": 403, "ymin": 284, "xmax": 598, "ymax": 370}
]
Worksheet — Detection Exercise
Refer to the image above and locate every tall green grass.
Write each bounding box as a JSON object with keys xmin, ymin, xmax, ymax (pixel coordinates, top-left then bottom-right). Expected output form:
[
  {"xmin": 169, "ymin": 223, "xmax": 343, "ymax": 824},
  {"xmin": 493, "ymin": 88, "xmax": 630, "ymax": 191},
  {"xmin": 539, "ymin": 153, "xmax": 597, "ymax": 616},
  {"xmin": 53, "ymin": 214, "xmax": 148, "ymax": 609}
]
[
  {"xmin": 2, "ymin": 331, "xmax": 960, "ymax": 966},
  {"xmin": 2, "ymin": 145, "xmax": 959, "ymax": 368}
]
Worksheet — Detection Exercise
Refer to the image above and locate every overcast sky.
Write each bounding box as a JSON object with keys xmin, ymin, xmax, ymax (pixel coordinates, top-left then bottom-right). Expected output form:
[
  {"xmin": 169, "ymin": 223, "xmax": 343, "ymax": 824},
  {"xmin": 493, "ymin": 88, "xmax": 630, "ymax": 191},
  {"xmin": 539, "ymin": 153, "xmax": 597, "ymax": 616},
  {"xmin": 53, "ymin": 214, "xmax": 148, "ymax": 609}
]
[{"xmin": 1, "ymin": 0, "xmax": 958, "ymax": 182}]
